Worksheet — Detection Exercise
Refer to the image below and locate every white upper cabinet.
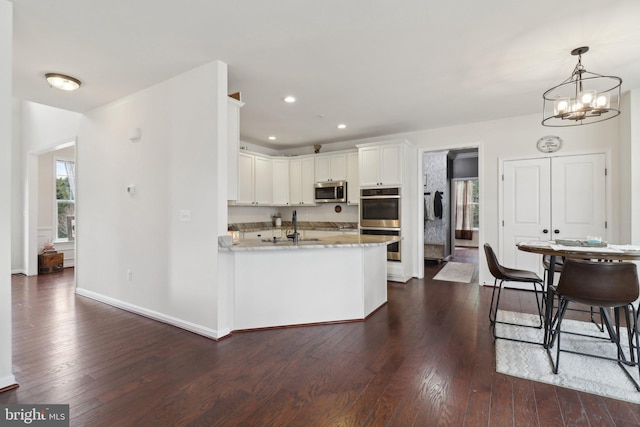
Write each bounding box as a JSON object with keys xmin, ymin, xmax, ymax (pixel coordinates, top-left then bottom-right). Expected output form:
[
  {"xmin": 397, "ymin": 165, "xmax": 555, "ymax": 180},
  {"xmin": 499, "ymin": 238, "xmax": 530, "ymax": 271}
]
[
  {"xmin": 272, "ymin": 158, "xmax": 290, "ymax": 206},
  {"xmin": 315, "ymin": 153, "xmax": 347, "ymax": 182},
  {"xmin": 358, "ymin": 144, "xmax": 402, "ymax": 187},
  {"xmin": 227, "ymin": 97, "xmax": 244, "ymax": 200},
  {"xmin": 236, "ymin": 152, "xmax": 254, "ymax": 204},
  {"xmin": 237, "ymin": 152, "xmax": 273, "ymax": 205},
  {"xmin": 346, "ymin": 152, "xmax": 359, "ymax": 205},
  {"xmin": 290, "ymin": 157, "xmax": 316, "ymax": 205}
]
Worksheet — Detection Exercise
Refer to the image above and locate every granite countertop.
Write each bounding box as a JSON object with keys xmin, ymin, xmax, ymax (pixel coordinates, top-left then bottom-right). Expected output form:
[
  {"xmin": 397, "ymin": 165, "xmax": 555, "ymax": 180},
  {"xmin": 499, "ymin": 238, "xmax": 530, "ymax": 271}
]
[
  {"xmin": 228, "ymin": 221, "xmax": 358, "ymax": 232},
  {"xmin": 220, "ymin": 234, "xmax": 399, "ymax": 252}
]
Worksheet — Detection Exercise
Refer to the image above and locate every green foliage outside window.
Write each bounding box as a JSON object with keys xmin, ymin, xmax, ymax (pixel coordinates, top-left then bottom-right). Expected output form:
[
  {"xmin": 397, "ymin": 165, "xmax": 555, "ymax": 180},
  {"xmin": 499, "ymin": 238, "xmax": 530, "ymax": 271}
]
[{"xmin": 56, "ymin": 160, "xmax": 75, "ymax": 239}]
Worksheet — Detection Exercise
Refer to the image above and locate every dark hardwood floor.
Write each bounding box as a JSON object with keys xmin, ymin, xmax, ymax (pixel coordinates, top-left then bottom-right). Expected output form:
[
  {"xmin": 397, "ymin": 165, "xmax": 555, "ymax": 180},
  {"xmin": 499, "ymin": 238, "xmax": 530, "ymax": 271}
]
[{"xmin": 3, "ymin": 259, "xmax": 640, "ymax": 426}]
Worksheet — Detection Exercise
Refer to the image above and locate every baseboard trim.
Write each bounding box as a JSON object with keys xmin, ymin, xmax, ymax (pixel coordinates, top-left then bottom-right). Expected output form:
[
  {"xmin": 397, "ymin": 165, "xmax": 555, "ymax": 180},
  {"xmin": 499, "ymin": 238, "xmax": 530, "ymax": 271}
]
[
  {"xmin": 75, "ymin": 288, "xmax": 231, "ymax": 341},
  {"xmin": 11, "ymin": 269, "xmax": 25, "ymax": 275},
  {"xmin": 387, "ymin": 273, "xmax": 413, "ymax": 283},
  {"xmin": 0, "ymin": 375, "xmax": 18, "ymax": 393}
]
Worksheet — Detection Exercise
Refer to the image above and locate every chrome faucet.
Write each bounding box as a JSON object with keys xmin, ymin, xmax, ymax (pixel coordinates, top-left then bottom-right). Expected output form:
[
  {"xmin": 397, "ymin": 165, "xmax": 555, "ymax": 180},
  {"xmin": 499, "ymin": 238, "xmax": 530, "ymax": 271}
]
[{"xmin": 288, "ymin": 210, "xmax": 299, "ymax": 243}]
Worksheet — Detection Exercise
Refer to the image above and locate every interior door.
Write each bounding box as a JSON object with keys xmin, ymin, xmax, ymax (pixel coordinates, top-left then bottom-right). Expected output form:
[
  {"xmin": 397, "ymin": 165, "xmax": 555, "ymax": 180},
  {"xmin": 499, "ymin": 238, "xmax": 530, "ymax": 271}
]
[
  {"xmin": 551, "ymin": 154, "xmax": 606, "ymax": 240},
  {"xmin": 501, "ymin": 153, "xmax": 606, "ymax": 282},
  {"xmin": 502, "ymin": 157, "xmax": 551, "ymax": 277}
]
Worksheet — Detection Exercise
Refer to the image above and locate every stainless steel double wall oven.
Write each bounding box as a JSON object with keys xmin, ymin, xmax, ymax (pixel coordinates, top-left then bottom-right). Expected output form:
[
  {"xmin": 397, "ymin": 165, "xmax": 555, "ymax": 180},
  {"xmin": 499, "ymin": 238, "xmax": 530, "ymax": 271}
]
[{"xmin": 360, "ymin": 187, "xmax": 401, "ymax": 261}]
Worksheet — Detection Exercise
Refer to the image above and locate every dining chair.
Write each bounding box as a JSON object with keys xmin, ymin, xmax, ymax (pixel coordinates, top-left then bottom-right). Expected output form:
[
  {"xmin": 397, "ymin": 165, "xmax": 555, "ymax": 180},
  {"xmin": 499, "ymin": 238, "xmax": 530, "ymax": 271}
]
[
  {"xmin": 543, "ymin": 254, "xmax": 604, "ymax": 332},
  {"xmin": 484, "ymin": 243, "xmax": 545, "ymax": 344},
  {"xmin": 547, "ymin": 258, "xmax": 640, "ymax": 391}
]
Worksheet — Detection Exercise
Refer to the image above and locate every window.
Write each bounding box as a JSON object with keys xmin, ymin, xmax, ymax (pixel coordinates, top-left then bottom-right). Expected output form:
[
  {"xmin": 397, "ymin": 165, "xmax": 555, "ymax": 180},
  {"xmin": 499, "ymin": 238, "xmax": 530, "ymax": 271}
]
[
  {"xmin": 55, "ymin": 159, "xmax": 75, "ymax": 240},
  {"xmin": 470, "ymin": 179, "xmax": 479, "ymax": 228},
  {"xmin": 454, "ymin": 178, "xmax": 479, "ymax": 231}
]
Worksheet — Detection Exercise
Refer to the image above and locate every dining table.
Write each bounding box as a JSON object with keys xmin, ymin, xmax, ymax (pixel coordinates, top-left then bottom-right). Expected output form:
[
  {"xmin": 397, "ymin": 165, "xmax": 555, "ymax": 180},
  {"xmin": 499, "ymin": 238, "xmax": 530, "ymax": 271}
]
[{"xmin": 516, "ymin": 240, "xmax": 640, "ymax": 348}]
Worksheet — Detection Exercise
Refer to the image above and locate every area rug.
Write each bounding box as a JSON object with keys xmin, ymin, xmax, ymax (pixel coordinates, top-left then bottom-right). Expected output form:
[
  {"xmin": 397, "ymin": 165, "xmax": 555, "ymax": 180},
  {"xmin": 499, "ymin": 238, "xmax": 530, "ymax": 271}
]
[
  {"xmin": 495, "ymin": 310, "xmax": 640, "ymax": 404},
  {"xmin": 432, "ymin": 262, "xmax": 476, "ymax": 283}
]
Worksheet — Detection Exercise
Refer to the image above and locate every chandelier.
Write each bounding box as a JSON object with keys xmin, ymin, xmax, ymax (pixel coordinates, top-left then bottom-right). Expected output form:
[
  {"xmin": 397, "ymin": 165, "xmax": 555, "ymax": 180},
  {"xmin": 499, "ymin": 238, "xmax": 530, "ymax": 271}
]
[{"xmin": 542, "ymin": 46, "xmax": 621, "ymax": 127}]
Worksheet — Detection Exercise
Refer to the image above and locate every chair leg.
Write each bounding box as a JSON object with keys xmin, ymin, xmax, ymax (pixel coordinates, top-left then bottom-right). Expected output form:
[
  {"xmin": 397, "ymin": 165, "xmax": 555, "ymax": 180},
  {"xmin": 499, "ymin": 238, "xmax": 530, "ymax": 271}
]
[
  {"xmin": 489, "ymin": 278, "xmax": 545, "ymax": 345},
  {"xmin": 489, "ymin": 278, "xmax": 500, "ymax": 325},
  {"xmin": 532, "ymin": 281, "xmax": 545, "ymax": 328},
  {"xmin": 625, "ymin": 306, "xmax": 637, "ymax": 365},
  {"xmin": 618, "ymin": 304, "xmax": 640, "ymax": 391},
  {"xmin": 590, "ymin": 306, "xmax": 605, "ymax": 332},
  {"xmin": 547, "ymin": 297, "xmax": 569, "ymax": 374}
]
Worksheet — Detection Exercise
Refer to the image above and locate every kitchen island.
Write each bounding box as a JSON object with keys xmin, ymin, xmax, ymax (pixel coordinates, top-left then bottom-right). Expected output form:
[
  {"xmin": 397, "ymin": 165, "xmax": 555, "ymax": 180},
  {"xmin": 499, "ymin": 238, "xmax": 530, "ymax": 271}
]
[{"xmin": 219, "ymin": 234, "xmax": 398, "ymax": 331}]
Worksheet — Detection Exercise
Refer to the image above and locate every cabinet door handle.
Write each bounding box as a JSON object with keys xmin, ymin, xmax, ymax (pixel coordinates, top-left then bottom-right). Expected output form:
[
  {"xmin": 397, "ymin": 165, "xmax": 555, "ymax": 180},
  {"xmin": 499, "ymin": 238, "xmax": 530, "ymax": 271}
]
[
  {"xmin": 554, "ymin": 229, "xmax": 560, "ymax": 234},
  {"xmin": 543, "ymin": 229, "xmax": 549, "ymax": 234}
]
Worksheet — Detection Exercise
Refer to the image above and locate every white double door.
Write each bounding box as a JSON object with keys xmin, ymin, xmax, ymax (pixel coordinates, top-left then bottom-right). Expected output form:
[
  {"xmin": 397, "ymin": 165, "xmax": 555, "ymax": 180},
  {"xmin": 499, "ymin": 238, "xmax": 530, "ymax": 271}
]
[{"xmin": 501, "ymin": 153, "xmax": 606, "ymax": 280}]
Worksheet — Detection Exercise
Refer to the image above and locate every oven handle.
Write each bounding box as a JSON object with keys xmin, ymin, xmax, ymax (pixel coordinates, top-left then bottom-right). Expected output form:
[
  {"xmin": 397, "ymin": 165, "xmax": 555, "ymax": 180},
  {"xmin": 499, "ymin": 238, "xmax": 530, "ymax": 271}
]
[
  {"xmin": 360, "ymin": 227, "xmax": 401, "ymax": 232},
  {"xmin": 360, "ymin": 195, "xmax": 401, "ymax": 200}
]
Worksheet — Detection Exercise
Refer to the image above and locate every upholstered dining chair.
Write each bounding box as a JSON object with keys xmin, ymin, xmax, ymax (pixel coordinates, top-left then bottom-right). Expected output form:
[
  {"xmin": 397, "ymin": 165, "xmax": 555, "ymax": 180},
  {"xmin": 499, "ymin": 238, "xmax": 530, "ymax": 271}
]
[
  {"xmin": 547, "ymin": 258, "xmax": 640, "ymax": 391},
  {"xmin": 543, "ymin": 254, "xmax": 604, "ymax": 332},
  {"xmin": 484, "ymin": 243, "xmax": 545, "ymax": 344}
]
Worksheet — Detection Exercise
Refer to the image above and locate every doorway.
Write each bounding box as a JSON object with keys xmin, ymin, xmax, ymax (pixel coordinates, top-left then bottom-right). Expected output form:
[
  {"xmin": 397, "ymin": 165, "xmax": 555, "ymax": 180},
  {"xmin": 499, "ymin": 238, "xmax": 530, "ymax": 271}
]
[
  {"xmin": 420, "ymin": 147, "xmax": 479, "ymax": 278},
  {"xmin": 25, "ymin": 139, "xmax": 77, "ymax": 277},
  {"xmin": 448, "ymin": 149, "xmax": 479, "ymax": 267}
]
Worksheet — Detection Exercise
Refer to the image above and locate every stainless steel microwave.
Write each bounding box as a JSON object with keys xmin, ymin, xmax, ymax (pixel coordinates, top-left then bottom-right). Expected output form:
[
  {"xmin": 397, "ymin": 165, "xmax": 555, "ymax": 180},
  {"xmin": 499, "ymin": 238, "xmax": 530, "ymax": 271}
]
[{"xmin": 314, "ymin": 181, "xmax": 347, "ymax": 203}]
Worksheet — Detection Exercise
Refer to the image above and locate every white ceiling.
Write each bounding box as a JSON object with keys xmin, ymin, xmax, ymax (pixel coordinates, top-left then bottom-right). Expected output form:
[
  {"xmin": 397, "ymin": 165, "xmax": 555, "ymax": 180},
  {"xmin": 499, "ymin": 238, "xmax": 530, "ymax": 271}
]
[{"xmin": 10, "ymin": 0, "xmax": 640, "ymax": 149}]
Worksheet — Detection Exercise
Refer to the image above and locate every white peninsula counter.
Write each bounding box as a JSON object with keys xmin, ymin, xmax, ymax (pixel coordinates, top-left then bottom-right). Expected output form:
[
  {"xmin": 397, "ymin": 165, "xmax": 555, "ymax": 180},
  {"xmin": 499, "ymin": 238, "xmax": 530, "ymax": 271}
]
[{"xmin": 219, "ymin": 234, "xmax": 398, "ymax": 331}]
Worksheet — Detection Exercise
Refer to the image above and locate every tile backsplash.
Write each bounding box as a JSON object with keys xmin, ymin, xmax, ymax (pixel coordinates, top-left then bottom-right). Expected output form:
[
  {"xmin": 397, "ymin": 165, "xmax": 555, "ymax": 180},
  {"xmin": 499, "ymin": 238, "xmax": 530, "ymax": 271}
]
[{"xmin": 228, "ymin": 203, "xmax": 358, "ymax": 224}]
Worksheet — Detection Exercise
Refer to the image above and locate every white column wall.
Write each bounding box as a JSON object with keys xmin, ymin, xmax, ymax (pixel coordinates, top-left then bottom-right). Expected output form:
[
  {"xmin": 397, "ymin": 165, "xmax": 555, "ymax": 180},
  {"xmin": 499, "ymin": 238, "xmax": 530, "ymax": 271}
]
[
  {"xmin": 75, "ymin": 61, "xmax": 227, "ymax": 338},
  {"xmin": 20, "ymin": 102, "xmax": 82, "ymax": 275},
  {"xmin": 0, "ymin": 0, "xmax": 16, "ymax": 391},
  {"xmin": 627, "ymin": 90, "xmax": 640, "ymax": 244},
  {"xmin": 11, "ymin": 99, "xmax": 23, "ymax": 273}
]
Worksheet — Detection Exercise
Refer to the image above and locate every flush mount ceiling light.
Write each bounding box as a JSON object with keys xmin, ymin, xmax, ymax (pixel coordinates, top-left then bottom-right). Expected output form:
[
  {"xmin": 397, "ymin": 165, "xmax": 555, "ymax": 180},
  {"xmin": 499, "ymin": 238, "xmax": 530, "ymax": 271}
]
[
  {"xmin": 283, "ymin": 96, "xmax": 296, "ymax": 103},
  {"xmin": 542, "ymin": 46, "xmax": 621, "ymax": 127},
  {"xmin": 337, "ymin": 124, "xmax": 347, "ymax": 129},
  {"xmin": 45, "ymin": 73, "xmax": 81, "ymax": 91},
  {"xmin": 268, "ymin": 136, "xmax": 277, "ymax": 140}
]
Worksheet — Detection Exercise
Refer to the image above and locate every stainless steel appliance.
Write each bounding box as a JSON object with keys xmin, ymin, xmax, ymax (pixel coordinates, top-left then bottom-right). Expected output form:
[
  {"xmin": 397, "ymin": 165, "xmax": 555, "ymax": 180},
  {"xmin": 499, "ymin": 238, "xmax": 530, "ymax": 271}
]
[
  {"xmin": 360, "ymin": 187, "xmax": 400, "ymax": 228},
  {"xmin": 360, "ymin": 187, "xmax": 401, "ymax": 261},
  {"xmin": 361, "ymin": 228, "xmax": 401, "ymax": 261},
  {"xmin": 314, "ymin": 181, "xmax": 347, "ymax": 203}
]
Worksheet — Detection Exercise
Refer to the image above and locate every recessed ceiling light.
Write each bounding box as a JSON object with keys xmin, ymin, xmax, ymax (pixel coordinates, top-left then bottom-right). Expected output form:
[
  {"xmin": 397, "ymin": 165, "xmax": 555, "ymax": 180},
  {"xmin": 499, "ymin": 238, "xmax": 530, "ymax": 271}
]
[
  {"xmin": 45, "ymin": 73, "xmax": 81, "ymax": 91},
  {"xmin": 337, "ymin": 124, "xmax": 347, "ymax": 129},
  {"xmin": 268, "ymin": 136, "xmax": 277, "ymax": 140},
  {"xmin": 283, "ymin": 96, "xmax": 296, "ymax": 103}
]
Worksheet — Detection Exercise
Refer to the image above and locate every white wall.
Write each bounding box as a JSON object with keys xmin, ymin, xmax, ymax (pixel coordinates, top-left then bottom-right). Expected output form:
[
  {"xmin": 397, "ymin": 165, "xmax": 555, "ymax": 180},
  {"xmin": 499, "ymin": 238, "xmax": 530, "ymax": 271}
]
[
  {"xmin": 0, "ymin": 0, "xmax": 16, "ymax": 391},
  {"xmin": 75, "ymin": 61, "xmax": 229, "ymax": 339},
  {"xmin": 392, "ymin": 113, "xmax": 622, "ymax": 284},
  {"xmin": 279, "ymin": 112, "xmax": 624, "ymax": 283}
]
